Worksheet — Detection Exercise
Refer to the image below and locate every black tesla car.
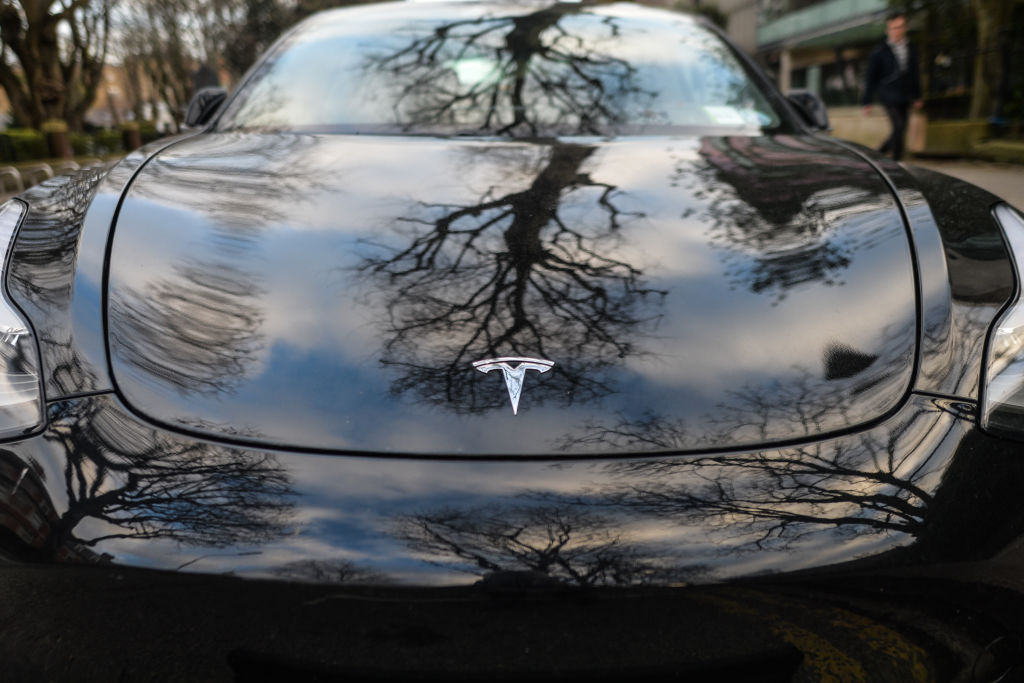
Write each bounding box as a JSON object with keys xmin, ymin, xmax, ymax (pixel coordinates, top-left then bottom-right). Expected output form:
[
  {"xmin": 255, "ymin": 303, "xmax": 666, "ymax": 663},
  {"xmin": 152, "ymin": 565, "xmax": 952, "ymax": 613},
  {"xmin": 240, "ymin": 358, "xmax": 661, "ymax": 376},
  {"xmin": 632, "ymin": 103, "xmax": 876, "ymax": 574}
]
[{"xmin": 2, "ymin": 2, "xmax": 1023, "ymax": 680}]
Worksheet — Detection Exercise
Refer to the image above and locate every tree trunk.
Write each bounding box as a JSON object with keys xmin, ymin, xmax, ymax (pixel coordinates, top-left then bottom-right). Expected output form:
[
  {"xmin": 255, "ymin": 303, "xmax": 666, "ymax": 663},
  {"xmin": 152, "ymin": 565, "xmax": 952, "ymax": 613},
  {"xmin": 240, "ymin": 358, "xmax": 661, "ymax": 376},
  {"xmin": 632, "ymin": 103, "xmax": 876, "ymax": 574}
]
[
  {"xmin": 969, "ymin": 0, "xmax": 1013, "ymax": 120},
  {"xmin": 0, "ymin": 1, "xmax": 113, "ymax": 131}
]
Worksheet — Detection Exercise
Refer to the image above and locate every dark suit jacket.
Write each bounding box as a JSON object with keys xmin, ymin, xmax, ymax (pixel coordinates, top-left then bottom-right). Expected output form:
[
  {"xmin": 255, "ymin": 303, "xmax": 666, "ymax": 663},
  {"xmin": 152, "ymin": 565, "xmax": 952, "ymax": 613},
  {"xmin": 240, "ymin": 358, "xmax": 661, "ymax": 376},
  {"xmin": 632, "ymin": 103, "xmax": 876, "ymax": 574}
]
[{"xmin": 862, "ymin": 41, "xmax": 921, "ymax": 106}]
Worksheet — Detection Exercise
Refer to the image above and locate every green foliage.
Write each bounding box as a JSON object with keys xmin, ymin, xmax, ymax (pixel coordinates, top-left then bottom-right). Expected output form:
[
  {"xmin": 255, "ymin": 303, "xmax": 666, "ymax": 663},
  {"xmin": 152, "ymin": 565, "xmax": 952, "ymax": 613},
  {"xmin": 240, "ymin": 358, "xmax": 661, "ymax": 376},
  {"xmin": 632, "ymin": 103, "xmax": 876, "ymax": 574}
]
[
  {"xmin": 69, "ymin": 133, "xmax": 95, "ymax": 157},
  {"xmin": 0, "ymin": 129, "xmax": 47, "ymax": 163},
  {"xmin": 138, "ymin": 121, "xmax": 167, "ymax": 145},
  {"xmin": 40, "ymin": 119, "xmax": 69, "ymax": 134},
  {"xmin": 0, "ymin": 125, "xmax": 172, "ymax": 163},
  {"xmin": 92, "ymin": 130, "xmax": 124, "ymax": 156}
]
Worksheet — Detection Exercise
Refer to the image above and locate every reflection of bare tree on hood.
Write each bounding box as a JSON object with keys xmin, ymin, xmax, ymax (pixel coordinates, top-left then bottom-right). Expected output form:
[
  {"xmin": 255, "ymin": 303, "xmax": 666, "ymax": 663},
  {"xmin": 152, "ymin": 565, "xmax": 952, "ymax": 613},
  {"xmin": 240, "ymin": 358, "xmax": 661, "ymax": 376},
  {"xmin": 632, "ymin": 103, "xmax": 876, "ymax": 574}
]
[
  {"xmin": 106, "ymin": 138, "xmax": 330, "ymax": 399},
  {"xmin": 555, "ymin": 394, "xmax": 956, "ymax": 556},
  {"xmin": 43, "ymin": 399, "xmax": 294, "ymax": 559},
  {"xmin": 7, "ymin": 168, "xmax": 111, "ymax": 396},
  {"xmin": 124, "ymin": 134, "xmax": 325, "ymax": 232},
  {"xmin": 396, "ymin": 503, "xmax": 703, "ymax": 586},
  {"xmin": 109, "ymin": 261, "xmax": 266, "ymax": 397},
  {"xmin": 272, "ymin": 558, "xmax": 388, "ymax": 586},
  {"xmin": 361, "ymin": 143, "xmax": 664, "ymax": 413},
  {"xmin": 559, "ymin": 321, "xmax": 911, "ymax": 452},
  {"xmin": 370, "ymin": 5, "xmax": 653, "ymax": 136}
]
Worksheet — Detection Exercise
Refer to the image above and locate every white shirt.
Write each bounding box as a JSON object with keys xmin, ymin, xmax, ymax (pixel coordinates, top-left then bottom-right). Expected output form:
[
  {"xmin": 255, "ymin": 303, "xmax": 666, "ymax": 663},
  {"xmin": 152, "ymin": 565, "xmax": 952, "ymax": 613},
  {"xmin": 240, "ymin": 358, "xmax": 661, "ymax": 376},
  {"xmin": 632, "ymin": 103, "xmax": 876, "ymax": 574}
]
[{"xmin": 888, "ymin": 39, "xmax": 909, "ymax": 73}]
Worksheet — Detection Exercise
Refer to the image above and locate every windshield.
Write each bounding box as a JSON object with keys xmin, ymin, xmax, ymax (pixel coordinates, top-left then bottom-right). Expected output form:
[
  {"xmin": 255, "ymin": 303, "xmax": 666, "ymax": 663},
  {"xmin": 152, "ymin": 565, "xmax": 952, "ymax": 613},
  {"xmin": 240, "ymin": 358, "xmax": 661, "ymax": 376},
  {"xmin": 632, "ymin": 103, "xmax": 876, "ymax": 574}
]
[{"xmin": 217, "ymin": 2, "xmax": 790, "ymax": 137}]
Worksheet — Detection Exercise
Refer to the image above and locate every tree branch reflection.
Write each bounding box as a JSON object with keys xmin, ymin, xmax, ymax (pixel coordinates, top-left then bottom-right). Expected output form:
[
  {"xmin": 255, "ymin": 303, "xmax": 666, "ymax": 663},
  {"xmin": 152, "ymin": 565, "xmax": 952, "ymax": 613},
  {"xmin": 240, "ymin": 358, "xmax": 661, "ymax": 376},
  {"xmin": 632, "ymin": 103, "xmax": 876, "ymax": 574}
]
[
  {"xmin": 369, "ymin": 5, "xmax": 653, "ymax": 136},
  {"xmin": 362, "ymin": 142, "xmax": 664, "ymax": 413},
  {"xmin": 123, "ymin": 134, "xmax": 326, "ymax": 232},
  {"xmin": 556, "ymin": 399, "xmax": 956, "ymax": 558},
  {"xmin": 396, "ymin": 503, "xmax": 702, "ymax": 586},
  {"xmin": 7, "ymin": 169, "xmax": 111, "ymax": 395},
  {"xmin": 109, "ymin": 262, "xmax": 266, "ymax": 397},
  {"xmin": 43, "ymin": 400, "xmax": 294, "ymax": 558},
  {"xmin": 273, "ymin": 558, "xmax": 388, "ymax": 585}
]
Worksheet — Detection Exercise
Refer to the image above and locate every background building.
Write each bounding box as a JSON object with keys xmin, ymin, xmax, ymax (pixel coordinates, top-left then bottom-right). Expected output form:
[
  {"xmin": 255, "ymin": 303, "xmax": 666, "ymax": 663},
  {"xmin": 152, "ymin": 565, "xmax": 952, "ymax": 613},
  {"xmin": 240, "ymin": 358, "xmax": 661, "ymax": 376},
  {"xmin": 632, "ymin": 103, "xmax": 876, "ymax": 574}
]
[
  {"xmin": 756, "ymin": 0, "xmax": 887, "ymax": 101},
  {"xmin": 754, "ymin": 0, "xmax": 892, "ymax": 147}
]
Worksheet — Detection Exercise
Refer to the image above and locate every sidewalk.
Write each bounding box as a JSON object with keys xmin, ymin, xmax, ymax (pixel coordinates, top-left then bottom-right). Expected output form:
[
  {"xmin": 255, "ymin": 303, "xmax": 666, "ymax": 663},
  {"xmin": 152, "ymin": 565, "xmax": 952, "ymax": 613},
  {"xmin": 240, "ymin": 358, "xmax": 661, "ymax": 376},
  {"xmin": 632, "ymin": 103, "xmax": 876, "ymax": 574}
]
[{"xmin": 907, "ymin": 158, "xmax": 1024, "ymax": 212}]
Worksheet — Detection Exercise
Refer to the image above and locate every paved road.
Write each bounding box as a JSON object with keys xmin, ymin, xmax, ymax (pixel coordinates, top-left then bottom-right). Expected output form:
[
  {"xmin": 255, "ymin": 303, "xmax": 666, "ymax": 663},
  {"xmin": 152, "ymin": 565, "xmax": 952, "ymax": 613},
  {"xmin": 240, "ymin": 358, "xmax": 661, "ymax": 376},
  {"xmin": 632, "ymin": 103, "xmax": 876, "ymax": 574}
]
[{"xmin": 908, "ymin": 158, "xmax": 1024, "ymax": 212}]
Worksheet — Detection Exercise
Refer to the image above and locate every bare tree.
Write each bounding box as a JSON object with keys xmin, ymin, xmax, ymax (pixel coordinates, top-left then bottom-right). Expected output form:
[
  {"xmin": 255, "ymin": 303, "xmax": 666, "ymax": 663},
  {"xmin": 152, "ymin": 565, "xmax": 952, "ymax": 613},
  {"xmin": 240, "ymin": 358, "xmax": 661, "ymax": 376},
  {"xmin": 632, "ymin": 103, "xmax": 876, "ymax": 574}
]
[
  {"xmin": 116, "ymin": 0, "xmax": 237, "ymax": 131},
  {"xmin": 0, "ymin": 0, "xmax": 117, "ymax": 129},
  {"xmin": 219, "ymin": 0, "xmax": 361, "ymax": 79}
]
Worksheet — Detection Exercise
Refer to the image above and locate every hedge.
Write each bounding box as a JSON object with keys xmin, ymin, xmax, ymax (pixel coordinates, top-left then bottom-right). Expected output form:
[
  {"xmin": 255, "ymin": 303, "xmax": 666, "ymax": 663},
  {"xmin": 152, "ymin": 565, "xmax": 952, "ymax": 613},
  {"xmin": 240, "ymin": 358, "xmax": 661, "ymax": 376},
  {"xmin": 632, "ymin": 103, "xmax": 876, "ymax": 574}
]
[
  {"xmin": 0, "ymin": 129, "xmax": 48, "ymax": 163},
  {"xmin": 92, "ymin": 130, "xmax": 124, "ymax": 156},
  {"xmin": 0, "ymin": 121, "xmax": 172, "ymax": 163}
]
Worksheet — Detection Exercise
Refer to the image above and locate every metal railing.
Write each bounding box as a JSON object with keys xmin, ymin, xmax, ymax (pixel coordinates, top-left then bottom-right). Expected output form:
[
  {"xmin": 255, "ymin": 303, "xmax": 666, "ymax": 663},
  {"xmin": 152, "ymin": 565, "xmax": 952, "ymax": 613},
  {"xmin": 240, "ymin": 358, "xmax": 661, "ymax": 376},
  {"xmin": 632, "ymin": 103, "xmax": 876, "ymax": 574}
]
[{"xmin": 0, "ymin": 158, "xmax": 107, "ymax": 202}]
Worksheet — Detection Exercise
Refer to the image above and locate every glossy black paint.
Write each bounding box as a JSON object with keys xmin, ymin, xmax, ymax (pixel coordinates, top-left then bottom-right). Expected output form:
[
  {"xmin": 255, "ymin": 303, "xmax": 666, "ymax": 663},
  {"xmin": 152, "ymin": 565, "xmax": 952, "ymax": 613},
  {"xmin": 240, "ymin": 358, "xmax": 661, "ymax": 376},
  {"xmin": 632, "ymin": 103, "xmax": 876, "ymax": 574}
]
[
  {"xmin": 102, "ymin": 133, "xmax": 918, "ymax": 455},
  {"xmin": 185, "ymin": 86, "xmax": 227, "ymax": 128},
  {"xmin": 838, "ymin": 144, "xmax": 1013, "ymax": 400},
  {"xmin": 6, "ymin": 137, "xmax": 194, "ymax": 400},
  {"xmin": 2, "ymin": 392, "xmax": 1024, "ymax": 679},
  {"xmin": 0, "ymin": 392, "xmax": 988, "ymax": 582}
]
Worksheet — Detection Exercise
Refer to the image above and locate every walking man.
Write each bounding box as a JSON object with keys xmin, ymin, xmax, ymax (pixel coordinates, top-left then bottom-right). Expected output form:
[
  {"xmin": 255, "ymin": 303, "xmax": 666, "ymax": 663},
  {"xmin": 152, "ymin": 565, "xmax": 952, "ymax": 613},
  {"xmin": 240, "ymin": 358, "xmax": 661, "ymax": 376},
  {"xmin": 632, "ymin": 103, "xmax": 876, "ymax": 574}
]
[{"xmin": 862, "ymin": 12, "xmax": 923, "ymax": 161}]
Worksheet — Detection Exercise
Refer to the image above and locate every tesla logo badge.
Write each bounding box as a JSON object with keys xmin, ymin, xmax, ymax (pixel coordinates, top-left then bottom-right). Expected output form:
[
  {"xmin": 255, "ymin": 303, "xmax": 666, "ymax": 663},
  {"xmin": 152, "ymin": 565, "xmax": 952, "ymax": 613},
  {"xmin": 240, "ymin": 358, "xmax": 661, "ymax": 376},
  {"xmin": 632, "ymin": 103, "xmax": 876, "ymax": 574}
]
[{"xmin": 472, "ymin": 357, "xmax": 554, "ymax": 415}]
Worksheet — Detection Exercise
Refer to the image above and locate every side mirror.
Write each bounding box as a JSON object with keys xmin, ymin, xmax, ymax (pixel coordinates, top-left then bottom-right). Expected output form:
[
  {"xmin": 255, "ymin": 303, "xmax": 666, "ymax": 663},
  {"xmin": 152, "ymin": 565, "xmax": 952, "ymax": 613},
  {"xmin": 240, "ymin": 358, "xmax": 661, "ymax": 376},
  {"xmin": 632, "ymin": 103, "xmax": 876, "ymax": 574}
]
[
  {"xmin": 184, "ymin": 87, "xmax": 227, "ymax": 128},
  {"xmin": 786, "ymin": 89, "xmax": 830, "ymax": 132}
]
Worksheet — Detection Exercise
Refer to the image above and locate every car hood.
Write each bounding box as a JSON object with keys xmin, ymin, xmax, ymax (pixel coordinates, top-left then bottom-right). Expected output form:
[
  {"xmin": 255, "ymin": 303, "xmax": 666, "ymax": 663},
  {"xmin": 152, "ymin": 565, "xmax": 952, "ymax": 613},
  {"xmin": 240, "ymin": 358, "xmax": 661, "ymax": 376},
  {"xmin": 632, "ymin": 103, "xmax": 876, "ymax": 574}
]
[{"xmin": 106, "ymin": 133, "xmax": 916, "ymax": 455}]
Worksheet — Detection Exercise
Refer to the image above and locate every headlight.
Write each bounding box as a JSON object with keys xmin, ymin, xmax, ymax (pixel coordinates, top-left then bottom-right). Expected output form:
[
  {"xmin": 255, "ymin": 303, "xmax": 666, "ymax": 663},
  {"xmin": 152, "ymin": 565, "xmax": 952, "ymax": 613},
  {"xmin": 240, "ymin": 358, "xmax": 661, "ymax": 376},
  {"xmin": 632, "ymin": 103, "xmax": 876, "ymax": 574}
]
[
  {"xmin": 982, "ymin": 203, "xmax": 1024, "ymax": 437},
  {"xmin": 0, "ymin": 201, "xmax": 43, "ymax": 438}
]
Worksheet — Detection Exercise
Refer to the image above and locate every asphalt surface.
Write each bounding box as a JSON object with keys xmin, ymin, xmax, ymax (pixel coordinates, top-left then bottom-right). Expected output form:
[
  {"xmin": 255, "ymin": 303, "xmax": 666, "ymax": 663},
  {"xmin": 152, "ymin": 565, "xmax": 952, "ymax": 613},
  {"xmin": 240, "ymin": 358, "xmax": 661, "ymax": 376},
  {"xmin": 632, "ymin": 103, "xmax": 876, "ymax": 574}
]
[{"xmin": 909, "ymin": 158, "xmax": 1024, "ymax": 212}]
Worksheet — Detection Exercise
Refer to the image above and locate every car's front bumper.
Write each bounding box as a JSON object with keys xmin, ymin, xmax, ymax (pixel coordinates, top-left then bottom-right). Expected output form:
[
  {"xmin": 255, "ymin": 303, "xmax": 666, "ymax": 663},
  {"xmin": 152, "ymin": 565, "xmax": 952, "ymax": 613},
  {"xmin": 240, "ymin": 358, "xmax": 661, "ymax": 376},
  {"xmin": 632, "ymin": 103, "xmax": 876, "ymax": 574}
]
[{"xmin": 2, "ymin": 392, "xmax": 1023, "ymax": 680}]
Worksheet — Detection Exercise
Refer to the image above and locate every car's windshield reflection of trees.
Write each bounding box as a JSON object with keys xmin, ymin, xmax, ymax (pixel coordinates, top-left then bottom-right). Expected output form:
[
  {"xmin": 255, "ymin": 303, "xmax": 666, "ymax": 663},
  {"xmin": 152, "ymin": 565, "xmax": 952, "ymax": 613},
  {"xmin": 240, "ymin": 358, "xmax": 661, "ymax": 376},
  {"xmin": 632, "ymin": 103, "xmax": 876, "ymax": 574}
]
[
  {"xmin": 682, "ymin": 136, "xmax": 900, "ymax": 304},
  {"xmin": 43, "ymin": 400, "xmax": 294, "ymax": 559},
  {"xmin": 396, "ymin": 503, "xmax": 703, "ymax": 586},
  {"xmin": 368, "ymin": 5, "xmax": 653, "ymax": 136},
  {"xmin": 361, "ymin": 142, "xmax": 664, "ymax": 413}
]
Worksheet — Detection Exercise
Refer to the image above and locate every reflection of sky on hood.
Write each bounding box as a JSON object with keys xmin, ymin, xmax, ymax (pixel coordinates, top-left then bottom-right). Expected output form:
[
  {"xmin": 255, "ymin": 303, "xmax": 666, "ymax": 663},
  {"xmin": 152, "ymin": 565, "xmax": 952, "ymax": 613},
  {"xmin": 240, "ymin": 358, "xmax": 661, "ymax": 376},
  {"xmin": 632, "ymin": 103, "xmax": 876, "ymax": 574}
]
[
  {"xmin": 77, "ymin": 396, "xmax": 963, "ymax": 587},
  {"xmin": 107, "ymin": 133, "xmax": 915, "ymax": 454}
]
